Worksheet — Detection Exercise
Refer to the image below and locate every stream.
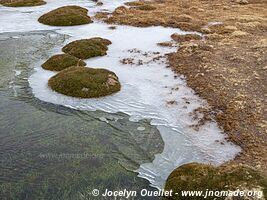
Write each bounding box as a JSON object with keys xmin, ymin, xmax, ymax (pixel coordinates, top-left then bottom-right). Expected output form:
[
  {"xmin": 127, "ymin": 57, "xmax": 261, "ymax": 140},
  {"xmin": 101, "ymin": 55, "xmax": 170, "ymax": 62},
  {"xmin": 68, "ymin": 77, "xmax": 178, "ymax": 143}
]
[{"xmin": 0, "ymin": 0, "xmax": 241, "ymax": 199}]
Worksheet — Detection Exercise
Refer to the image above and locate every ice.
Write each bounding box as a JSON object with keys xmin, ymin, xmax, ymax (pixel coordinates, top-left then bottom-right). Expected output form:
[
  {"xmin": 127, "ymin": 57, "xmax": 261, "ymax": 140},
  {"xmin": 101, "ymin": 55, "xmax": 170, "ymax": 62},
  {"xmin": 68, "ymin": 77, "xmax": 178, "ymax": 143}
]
[{"xmin": 0, "ymin": 0, "xmax": 241, "ymax": 189}]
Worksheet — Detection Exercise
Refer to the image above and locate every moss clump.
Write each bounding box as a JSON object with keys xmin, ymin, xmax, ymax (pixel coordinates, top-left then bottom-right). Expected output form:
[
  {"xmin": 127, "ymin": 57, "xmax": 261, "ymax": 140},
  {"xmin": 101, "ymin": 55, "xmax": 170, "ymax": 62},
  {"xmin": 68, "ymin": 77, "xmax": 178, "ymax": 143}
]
[
  {"xmin": 62, "ymin": 37, "xmax": 112, "ymax": 59},
  {"xmin": 38, "ymin": 6, "xmax": 92, "ymax": 26},
  {"xmin": 41, "ymin": 54, "xmax": 86, "ymax": 71},
  {"xmin": 48, "ymin": 66, "xmax": 121, "ymax": 98},
  {"xmin": 0, "ymin": 0, "xmax": 46, "ymax": 7},
  {"xmin": 164, "ymin": 163, "xmax": 267, "ymax": 200}
]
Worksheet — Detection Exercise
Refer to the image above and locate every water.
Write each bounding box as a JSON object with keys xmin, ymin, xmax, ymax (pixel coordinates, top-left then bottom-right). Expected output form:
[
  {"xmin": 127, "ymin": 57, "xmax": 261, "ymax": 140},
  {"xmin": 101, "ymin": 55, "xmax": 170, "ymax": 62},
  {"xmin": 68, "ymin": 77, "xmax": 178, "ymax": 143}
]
[
  {"xmin": 0, "ymin": 0, "xmax": 241, "ymax": 198},
  {"xmin": 0, "ymin": 31, "xmax": 162, "ymax": 199}
]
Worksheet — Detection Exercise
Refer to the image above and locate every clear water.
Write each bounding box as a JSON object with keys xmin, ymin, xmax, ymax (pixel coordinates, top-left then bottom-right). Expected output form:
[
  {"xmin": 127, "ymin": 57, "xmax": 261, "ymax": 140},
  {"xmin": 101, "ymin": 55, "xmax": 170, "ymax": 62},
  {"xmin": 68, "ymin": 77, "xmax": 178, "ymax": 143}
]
[
  {"xmin": 0, "ymin": 31, "xmax": 163, "ymax": 200},
  {"xmin": 0, "ymin": 0, "xmax": 241, "ymax": 198}
]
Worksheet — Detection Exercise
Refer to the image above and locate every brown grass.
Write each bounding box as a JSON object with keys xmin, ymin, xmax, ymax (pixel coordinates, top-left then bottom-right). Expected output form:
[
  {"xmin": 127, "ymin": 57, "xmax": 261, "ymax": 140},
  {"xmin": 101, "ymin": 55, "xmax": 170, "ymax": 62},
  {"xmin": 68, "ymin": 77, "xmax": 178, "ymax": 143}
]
[{"xmin": 105, "ymin": 0, "xmax": 267, "ymax": 174}]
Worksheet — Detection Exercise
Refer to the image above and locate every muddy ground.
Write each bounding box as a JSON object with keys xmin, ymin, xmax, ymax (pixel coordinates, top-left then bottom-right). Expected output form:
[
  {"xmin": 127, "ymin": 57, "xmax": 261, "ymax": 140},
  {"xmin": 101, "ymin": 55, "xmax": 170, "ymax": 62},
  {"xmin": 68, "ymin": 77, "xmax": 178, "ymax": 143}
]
[{"xmin": 96, "ymin": 0, "xmax": 267, "ymax": 174}]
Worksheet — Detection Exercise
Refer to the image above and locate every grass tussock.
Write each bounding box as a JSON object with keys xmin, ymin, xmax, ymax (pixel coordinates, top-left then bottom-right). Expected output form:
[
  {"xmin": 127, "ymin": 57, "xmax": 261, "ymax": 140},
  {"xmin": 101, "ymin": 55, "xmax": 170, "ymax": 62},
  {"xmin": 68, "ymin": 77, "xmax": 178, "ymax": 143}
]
[
  {"xmin": 38, "ymin": 6, "xmax": 92, "ymax": 26},
  {"xmin": 42, "ymin": 54, "xmax": 86, "ymax": 71},
  {"xmin": 48, "ymin": 66, "xmax": 121, "ymax": 98},
  {"xmin": 62, "ymin": 37, "xmax": 112, "ymax": 59},
  {"xmin": 164, "ymin": 163, "xmax": 267, "ymax": 200},
  {"xmin": 0, "ymin": 0, "xmax": 46, "ymax": 7}
]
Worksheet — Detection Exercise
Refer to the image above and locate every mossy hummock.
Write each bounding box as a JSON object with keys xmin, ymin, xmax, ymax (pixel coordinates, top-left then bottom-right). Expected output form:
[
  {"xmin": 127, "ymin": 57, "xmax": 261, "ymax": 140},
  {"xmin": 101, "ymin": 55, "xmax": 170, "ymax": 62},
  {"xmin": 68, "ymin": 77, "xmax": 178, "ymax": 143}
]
[
  {"xmin": 164, "ymin": 163, "xmax": 267, "ymax": 200},
  {"xmin": 48, "ymin": 66, "xmax": 121, "ymax": 98},
  {"xmin": 41, "ymin": 54, "xmax": 86, "ymax": 71},
  {"xmin": 62, "ymin": 37, "xmax": 112, "ymax": 59},
  {"xmin": 38, "ymin": 6, "xmax": 92, "ymax": 26},
  {"xmin": 0, "ymin": 0, "xmax": 46, "ymax": 7}
]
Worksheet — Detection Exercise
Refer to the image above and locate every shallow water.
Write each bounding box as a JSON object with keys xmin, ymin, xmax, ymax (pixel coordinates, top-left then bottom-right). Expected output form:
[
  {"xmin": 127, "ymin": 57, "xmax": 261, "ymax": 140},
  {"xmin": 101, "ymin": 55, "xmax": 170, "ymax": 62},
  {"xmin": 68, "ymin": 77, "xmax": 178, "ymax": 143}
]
[
  {"xmin": 0, "ymin": 31, "xmax": 163, "ymax": 199},
  {"xmin": 0, "ymin": 0, "xmax": 241, "ymax": 198}
]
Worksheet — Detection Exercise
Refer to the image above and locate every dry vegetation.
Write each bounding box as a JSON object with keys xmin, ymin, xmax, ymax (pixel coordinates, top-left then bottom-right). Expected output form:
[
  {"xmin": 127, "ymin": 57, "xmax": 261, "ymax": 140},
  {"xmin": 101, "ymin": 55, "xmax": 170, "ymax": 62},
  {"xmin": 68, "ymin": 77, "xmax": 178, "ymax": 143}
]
[{"xmin": 103, "ymin": 0, "xmax": 267, "ymax": 175}]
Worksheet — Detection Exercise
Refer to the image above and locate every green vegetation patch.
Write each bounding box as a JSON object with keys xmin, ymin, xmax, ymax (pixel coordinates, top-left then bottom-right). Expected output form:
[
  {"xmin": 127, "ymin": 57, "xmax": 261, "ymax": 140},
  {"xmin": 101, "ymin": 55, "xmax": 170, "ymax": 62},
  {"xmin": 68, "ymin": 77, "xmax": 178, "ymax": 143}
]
[
  {"xmin": 38, "ymin": 6, "xmax": 92, "ymax": 26},
  {"xmin": 62, "ymin": 37, "xmax": 112, "ymax": 59},
  {"xmin": 42, "ymin": 54, "xmax": 86, "ymax": 71},
  {"xmin": 0, "ymin": 0, "xmax": 46, "ymax": 7},
  {"xmin": 164, "ymin": 163, "xmax": 267, "ymax": 200},
  {"xmin": 48, "ymin": 66, "xmax": 121, "ymax": 98}
]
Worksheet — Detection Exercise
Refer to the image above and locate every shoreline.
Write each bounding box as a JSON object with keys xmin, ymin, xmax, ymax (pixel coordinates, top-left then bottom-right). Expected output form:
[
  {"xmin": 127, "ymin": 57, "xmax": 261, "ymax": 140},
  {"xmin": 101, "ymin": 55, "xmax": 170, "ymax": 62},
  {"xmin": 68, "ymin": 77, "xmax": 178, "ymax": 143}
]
[{"xmin": 104, "ymin": 0, "xmax": 267, "ymax": 174}]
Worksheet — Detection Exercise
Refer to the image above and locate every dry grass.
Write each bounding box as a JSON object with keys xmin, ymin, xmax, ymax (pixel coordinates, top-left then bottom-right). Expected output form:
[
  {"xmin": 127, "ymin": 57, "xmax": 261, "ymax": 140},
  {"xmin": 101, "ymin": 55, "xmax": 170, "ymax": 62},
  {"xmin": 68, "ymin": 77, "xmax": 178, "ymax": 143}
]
[{"xmin": 105, "ymin": 0, "xmax": 267, "ymax": 174}]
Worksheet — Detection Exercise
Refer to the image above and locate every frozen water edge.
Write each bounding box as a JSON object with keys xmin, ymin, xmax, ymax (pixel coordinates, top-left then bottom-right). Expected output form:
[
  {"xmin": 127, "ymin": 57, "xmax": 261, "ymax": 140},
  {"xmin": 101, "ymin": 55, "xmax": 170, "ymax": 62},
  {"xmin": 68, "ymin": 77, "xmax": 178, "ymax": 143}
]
[{"xmin": 0, "ymin": 0, "xmax": 241, "ymax": 189}]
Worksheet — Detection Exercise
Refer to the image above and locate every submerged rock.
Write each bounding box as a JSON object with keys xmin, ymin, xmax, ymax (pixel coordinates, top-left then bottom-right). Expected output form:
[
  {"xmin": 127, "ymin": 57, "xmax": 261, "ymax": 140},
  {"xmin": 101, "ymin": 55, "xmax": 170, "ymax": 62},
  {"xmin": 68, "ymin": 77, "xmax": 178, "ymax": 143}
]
[
  {"xmin": 48, "ymin": 66, "xmax": 121, "ymax": 98},
  {"xmin": 0, "ymin": 0, "xmax": 46, "ymax": 7},
  {"xmin": 62, "ymin": 37, "xmax": 112, "ymax": 59},
  {"xmin": 38, "ymin": 6, "xmax": 92, "ymax": 26},
  {"xmin": 42, "ymin": 54, "xmax": 86, "ymax": 71},
  {"xmin": 164, "ymin": 163, "xmax": 267, "ymax": 200}
]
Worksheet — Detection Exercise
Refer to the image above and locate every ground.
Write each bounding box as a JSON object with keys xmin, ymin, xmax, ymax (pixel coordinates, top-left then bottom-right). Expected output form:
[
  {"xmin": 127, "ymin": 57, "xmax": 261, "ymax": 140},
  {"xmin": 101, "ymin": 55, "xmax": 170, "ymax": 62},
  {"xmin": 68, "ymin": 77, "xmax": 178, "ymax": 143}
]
[
  {"xmin": 38, "ymin": 6, "xmax": 92, "ymax": 26},
  {"xmin": 101, "ymin": 0, "xmax": 267, "ymax": 176},
  {"xmin": 48, "ymin": 66, "xmax": 121, "ymax": 98}
]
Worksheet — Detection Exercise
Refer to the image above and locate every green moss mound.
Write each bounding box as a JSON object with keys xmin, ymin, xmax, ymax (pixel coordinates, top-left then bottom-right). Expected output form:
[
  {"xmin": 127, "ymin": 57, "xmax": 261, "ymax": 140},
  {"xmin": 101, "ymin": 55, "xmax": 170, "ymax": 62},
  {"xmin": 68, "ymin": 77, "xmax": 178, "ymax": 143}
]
[
  {"xmin": 164, "ymin": 163, "xmax": 267, "ymax": 200},
  {"xmin": 0, "ymin": 0, "xmax": 46, "ymax": 7},
  {"xmin": 48, "ymin": 66, "xmax": 121, "ymax": 98},
  {"xmin": 38, "ymin": 6, "xmax": 92, "ymax": 26},
  {"xmin": 62, "ymin": 37, "xmax": 112, "ymax": 59},
  {"xmin": 41, "ymin": 54, "xmax": 86, "ymax": 71}
]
